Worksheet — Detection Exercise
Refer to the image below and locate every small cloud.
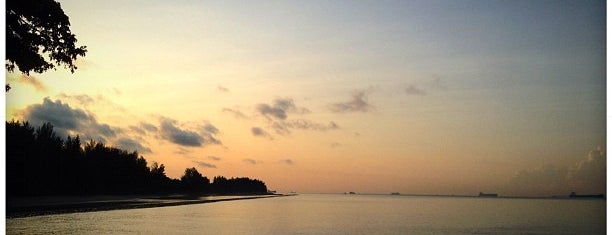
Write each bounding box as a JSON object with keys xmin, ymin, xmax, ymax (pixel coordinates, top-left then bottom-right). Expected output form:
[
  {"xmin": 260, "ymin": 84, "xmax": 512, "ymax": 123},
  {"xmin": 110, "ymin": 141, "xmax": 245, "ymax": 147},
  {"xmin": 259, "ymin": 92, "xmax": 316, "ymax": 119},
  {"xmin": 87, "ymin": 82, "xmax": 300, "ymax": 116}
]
[
  {"xmin": 256, "ymin": 98, "xmax": 309, "ymax": 120},
  {"xmin": 208, "ymin": 156, "xmax": 222, "ymax": 161},
  {"xmin": 270, "ymin": 120, "xmax": 340, "ymax": 135},
  {"xmin": 222, "ymin": 108, "xmax": 249, "ymax": 119},
  {"xmin": 140, "ymin": 122, "xmax": 158, "ymax": 132},
  {"xmin": 175, "ymin": 147, "xmax": 190, "ymax": 155},
  {"xmin": 55, "ymin": 93, "xmax": 126, "ymax": 112},
  {"xmin": 217, "ymin": 85, "xmax": 230, "ymax": 92},
  {"xmin": 243, "ymin": 158, "xmax": 259, "ymax": 165},
  {"xmin": 202, "ymin": 123, "xmax": 219, "ymax": 134},
  {"xmin": 11, "ymin": 74, "xmax": 48, "ymax": 92},
  {"xmin": 194, "ymin": 161, "xmax": 217, "ymax": 168},
  {"xmin": 115, "ymin": 137, "xmax": 152, "ymax": 154},
  {"xmin": 280, "ymin": 158, "xmax": 295, "ymax": 165},
  {"xmin": 405, "ymin": 85, "xmax": 427, "ymax": 95},
  {"xmin": 329, "ymin": 90, "xmax": 373, "ymax": 113},
  {"xmin": 112, "ymin": 87, "xmax": 122, "ymax": 95},
  {"xmin": 251, "ymin": 127, "xmax": 273, "ymax": 139},
  {"xmin": 159, "ymin": 117, "xmax": 221, "ymax": 147},
  {"xmin": 129, "ymin": 125, "xmax": 146, "ymax": 135},
  {"xmin": 57, "ymin": 93, "xmax": 96, "ymax": 106},
  {"xmin": 429, "ymin": 76, "xmax": 447, "ymax": 90}
]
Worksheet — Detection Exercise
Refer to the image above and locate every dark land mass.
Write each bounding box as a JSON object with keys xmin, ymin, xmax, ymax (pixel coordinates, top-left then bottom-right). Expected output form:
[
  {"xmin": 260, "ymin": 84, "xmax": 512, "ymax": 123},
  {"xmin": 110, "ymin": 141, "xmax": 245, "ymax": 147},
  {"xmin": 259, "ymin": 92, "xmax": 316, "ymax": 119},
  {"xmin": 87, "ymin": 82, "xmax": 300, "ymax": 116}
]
[{"xmin": 6, "ymin": 121, "xmax": 275, "ymax": 217}]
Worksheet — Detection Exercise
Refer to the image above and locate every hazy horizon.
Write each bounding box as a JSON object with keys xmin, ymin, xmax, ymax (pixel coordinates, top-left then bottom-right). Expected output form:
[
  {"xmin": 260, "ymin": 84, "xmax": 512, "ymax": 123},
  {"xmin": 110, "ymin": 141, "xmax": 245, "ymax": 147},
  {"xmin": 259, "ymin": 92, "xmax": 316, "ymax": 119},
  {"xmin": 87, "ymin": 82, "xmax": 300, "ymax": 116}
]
[{"xmin": 5, "ymin": 0, "xmax": 606, "ymax": 197}]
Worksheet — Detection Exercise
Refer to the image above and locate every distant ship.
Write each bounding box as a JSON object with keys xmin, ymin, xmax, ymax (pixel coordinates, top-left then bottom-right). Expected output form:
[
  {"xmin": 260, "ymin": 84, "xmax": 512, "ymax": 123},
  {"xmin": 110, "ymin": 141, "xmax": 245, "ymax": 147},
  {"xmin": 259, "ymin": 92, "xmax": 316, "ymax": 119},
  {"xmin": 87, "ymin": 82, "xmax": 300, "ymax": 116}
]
[
  {"xmin": 478, "ymin": 192, "xmax": 498, "ymax": 197},
  {"xmin": 344, "ymin": 192, "xmax": 356, "ymax": 195},
  {"xmin": 390, "ymin": 192, "xmax": 401, "ymax": 195},
  {"xmin": 569, "ymin": 192, "xmax": 604, "ymax": 198}
]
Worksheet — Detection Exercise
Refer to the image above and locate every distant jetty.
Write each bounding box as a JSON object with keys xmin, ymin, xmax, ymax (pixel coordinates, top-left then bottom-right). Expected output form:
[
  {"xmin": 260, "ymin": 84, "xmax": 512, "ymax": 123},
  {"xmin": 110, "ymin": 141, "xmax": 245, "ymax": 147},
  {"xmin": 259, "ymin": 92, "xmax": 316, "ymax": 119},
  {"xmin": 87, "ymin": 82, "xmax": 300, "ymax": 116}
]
[{"xmin": 478, "ymin": 192, "xmax": 498, "ymax": 197}]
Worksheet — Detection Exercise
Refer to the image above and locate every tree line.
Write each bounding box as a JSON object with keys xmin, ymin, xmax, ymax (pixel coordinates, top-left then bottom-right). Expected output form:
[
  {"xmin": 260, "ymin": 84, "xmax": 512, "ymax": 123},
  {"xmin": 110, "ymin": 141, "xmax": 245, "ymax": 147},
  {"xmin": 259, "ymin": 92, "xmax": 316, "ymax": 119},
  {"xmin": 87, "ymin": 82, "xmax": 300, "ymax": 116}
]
[{"xmin": 6, "ymin": 120, "xmax": 268, "ymax": 197}]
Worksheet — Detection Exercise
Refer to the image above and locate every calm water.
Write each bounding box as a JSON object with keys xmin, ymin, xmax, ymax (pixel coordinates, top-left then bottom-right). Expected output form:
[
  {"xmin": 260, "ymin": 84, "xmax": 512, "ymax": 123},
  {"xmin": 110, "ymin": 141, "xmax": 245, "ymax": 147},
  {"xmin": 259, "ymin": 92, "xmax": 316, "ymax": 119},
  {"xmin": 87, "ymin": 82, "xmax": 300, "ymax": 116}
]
[{"xmin": 7, "ymin": 194, "xmax": 606, "ymax": 234}]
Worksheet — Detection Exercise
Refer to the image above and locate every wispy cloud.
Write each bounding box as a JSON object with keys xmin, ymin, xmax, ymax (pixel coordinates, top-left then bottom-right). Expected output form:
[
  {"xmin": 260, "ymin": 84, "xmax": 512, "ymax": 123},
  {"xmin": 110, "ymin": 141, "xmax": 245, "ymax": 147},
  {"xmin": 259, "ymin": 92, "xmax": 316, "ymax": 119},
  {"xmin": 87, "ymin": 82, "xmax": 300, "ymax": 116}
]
[
  {"xmin": 256, "ymin": 98, "xmax": 309, "ymax": 120},
  {"xmin": 252, "ymin": 127, "xmax": 273, "ymax": 140},
  {"xmin": 330, "ymin": 90, "xmax": 373, "ymax": 113},
  {"xmin": 270, "ymin": 120, "xmax": 340, "ymax": 135},
  {"xmin": 405, "ymin": 85, "xmax": 427, "ymax": 95},
  {"xmin": 243, "ymin": 158, "xmax": 260, "ymax": 165},
  {"xmin": 56, "ymin": 93, "xmax": 96, "ymax": 106},
  {"xmin": 55, "ymin": 93, "xmax": 127, "ymax": 113},
  {"xmin": 10, "ymin": 74, "xmax": 48, "ymax": 92},
  {"xmin": 140, "ymin": 122, "xmax": 158, "ymax": 132},
  {"xmin": 208, "ymin": 156, "xmax": 222, "ymax": 161},
  {"xmin": 217, "ymin": 85, "xmax": 230, "ymax": 93},
  {"xmin": 222, "ymin": 108, "xmax": 250, "ymax": 119},
  {"xmin": 279, "ymin": 158, "xmax": 295, "ymax": 165},
  {"xmin": 194, "ymin": 161, "xmax": 217, "ymax": 168},
  {"xmin": 175, "ymin": 147, "xmax": 191, "ymax": 155}
]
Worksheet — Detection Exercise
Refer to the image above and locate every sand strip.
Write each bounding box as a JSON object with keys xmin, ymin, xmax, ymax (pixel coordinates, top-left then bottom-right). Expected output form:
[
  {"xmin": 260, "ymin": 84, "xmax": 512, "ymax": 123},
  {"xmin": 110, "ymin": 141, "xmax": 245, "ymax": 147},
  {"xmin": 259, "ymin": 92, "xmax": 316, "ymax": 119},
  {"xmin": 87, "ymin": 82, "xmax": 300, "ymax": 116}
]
[{"xmin": 7, "ymin": 195, "xmax": 285, "ymax": 218}]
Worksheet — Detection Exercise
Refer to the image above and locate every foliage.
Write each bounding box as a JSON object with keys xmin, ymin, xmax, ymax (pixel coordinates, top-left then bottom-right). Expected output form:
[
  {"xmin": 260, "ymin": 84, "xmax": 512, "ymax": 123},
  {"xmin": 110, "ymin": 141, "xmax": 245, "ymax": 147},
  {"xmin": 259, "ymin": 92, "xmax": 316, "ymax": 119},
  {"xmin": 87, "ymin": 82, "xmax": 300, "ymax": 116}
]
[
  {"xmin": 181, "ymin": 167, "xmax": 210, "ymax": 193},
  {"xmin": 6, "ymin": 0, "xmax": 87, "ymax": 75},
  {"xmin": 6, "ymin": 121, "xmax": 268, "ymax": 196}
]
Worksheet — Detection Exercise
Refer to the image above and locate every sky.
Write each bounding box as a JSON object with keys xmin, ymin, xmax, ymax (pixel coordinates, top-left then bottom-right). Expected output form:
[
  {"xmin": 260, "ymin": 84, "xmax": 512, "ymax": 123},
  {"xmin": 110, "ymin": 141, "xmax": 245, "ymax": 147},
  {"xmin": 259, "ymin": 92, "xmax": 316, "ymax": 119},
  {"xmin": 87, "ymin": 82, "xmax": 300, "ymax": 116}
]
[{"xmin": 4, "ymin": 0, "xmax": 606, "ymax": 196}]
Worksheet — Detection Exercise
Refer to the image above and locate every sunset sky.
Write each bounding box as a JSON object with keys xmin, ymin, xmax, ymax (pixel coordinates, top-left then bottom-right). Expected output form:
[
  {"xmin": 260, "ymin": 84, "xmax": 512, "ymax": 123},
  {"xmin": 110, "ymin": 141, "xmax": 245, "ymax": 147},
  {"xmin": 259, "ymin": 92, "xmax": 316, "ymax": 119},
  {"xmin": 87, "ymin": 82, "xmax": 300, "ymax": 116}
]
[{"xmin": 4, "ymin": 0, "xmax": 606, "ymax": 196}]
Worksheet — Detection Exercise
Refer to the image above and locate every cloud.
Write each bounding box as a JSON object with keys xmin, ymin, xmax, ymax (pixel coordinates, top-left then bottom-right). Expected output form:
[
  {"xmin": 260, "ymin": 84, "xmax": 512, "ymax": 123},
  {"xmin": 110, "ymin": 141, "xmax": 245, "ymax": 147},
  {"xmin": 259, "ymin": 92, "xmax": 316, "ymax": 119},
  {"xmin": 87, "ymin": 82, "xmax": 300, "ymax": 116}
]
[
  {"xmin": 567, "ymin": 147, "xmax": 606, "ymax": 193},
  {"xmin": 405, "ymin": 85, "xmax": 427, "ymax": 95},
  {"xmin": 251, "ymin": 127, "xmax": 273, "ymax": 139},
  {"xmin": 222, "ymin": 108, "xmax": 250, "ymax": 119},
  {"xmin": 243, "ymin": 158, "xmax": 259, "ymax": 164},
  {"xmin": 202, "ymin": 123, "xmax": 219, "ymax": 134},
  {"xmin": 330, "ymin": 90, "xmax": 373, "ymax": 113},
  {"xmin": 129, "ymin": 121, "xmax": 159, "ymax": 137},
  {"xmin": 194, "ymin": 161, "xmax": 217, "ymax": 168},
  {"xmin": 9, "ymin": 74, "xmax": 48, "ymax": 92},
  {"xmin": 208, "ymin": 156, "xmax": 222, "ymax": 161},
  {"xmin": 270, "ymin": 120, "xmax": 340, "ymax": 135},
  {"xmin": 509, "ymin": 164, "xmax": 568, "ymax": 196},
  {"xmin": 279, "ymin": 158, "xmax": 295, "ymax": 165},
  {"xmin": 56, "ymin": 93, "xmax": 96, "ymax": 106},
  {"xmin": 175, "ymin": 147, "xmax": 191, "ymax": 155},
  {"xmin": 140, "ymin": 122, "xmax": 158, "ymax": 132},
  {"xmin": 115, "ymin": 137, "xmax": 152, "ymax": 154},
  {"xmin": 217, "ymin": 85, "xmax": 229, "ymax": 92},
  {"xmin": 20, "ymin": 97, "xmax": 117, "ymax": 141},
  {"xmin": 129, "ymin": 126, "xmax": 146, "ymax": 135},
  {"xmin": 159, "ymin": 118, "xmax": 221, "ymax": 147},
  {"xmin": 256, "ymin": 98, "xmax": 309, "ymax": 120},
  {"xmin": 509, "ymin": 147, "xmax": 606, "ymax": 196},
  {"xmin": 429, "ymin": 76, "xmax": 447, "ymax": 90}
]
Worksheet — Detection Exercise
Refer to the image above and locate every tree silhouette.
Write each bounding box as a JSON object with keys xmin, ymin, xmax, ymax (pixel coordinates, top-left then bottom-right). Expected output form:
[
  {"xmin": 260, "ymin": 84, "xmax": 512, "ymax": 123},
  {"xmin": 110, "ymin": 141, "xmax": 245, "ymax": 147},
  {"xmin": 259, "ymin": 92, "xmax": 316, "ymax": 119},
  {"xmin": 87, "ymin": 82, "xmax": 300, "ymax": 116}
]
[
  {"xmin": 6, "ymin": 0, "xmax": 87, "ymax": 91},
  {"xmin": 6, "ymin": 121, "xmax": 268, "ymax": 196},
  {"xmin": 181, "ymin": 167, "xmax": 210, "ymax": 193}
]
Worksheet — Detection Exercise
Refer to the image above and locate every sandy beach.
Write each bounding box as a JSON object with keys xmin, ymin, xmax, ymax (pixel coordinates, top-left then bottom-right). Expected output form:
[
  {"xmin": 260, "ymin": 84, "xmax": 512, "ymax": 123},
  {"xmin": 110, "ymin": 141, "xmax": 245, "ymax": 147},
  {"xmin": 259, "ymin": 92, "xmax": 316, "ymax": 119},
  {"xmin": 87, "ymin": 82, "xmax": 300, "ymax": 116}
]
[{"xmin": 7, "ymin": 194, "xmax": 283, "ymax": 218}]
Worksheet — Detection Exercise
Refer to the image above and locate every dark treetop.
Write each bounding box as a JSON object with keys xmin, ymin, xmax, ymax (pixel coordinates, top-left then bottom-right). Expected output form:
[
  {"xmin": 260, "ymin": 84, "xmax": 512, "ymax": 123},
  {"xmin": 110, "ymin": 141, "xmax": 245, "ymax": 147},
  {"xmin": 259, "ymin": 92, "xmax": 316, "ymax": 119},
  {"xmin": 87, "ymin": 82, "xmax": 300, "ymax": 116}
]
[{"xmin": 6, "ymin": 121, "xmax": 268, "ymax": 197}]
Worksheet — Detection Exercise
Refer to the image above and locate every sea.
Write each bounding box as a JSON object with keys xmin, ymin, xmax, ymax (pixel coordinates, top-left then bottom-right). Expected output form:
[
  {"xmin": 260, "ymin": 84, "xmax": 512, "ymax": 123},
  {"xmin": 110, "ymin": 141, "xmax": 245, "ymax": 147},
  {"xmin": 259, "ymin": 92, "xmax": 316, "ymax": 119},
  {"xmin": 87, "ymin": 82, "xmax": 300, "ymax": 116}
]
[{"xmin": 6, "ymin": 194, "xmax": 606, "ymax": 234}]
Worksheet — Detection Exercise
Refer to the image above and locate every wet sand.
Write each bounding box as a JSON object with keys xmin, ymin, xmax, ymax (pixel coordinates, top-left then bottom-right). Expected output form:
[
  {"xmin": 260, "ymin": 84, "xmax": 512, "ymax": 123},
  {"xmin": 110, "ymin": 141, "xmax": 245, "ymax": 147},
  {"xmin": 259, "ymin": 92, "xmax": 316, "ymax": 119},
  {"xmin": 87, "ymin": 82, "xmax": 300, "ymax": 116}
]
[{"xmin": 7, "ymin": 194, "xmax": 285, "ymax": 218}]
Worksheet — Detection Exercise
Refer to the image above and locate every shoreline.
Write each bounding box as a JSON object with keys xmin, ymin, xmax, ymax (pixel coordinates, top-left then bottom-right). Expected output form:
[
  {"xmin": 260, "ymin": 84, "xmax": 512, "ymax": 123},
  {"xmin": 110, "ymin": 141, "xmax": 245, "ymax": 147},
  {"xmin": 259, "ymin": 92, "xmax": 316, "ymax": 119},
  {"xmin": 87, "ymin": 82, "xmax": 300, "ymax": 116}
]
[{"xmin": 7, "ymin": 194, "xmax": 288, "ymax": 218}]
